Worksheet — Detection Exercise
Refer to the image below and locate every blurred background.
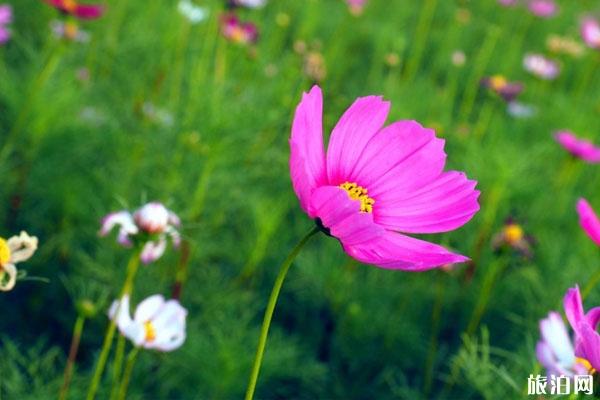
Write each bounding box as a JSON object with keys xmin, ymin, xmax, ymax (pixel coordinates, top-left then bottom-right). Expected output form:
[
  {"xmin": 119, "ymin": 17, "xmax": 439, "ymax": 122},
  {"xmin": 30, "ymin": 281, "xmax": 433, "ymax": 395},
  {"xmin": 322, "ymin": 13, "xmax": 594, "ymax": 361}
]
[{"xmin": 1, "ymin": 0, "xmax": 600, "ymax": 398}]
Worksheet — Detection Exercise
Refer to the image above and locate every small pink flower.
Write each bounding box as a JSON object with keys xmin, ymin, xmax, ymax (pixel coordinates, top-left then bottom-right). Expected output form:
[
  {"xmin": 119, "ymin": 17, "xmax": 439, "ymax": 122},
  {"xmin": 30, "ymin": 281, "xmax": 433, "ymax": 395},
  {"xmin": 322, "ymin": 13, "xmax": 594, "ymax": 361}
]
[
  {"xmin": 523, "ymin": 53, "xmax": 559, "ymax": 80},
  {"xmin": 536, "ymin": 311, "xmax": 590, "ymax": 377},
  {"xmin": 346, "ymin": 0, "xmax": 367, "ymax": 15},
  {"xmin": 576, "ymin": 198, "xmax": 600, "ymax": 247},
  {"xmin": 528, "ymin": 0, "xmax": 557, "ymax": 18},
  {"xmin": 0, "ymin": 4, "xmax": 12, "ymax": 45},
  {"xmin": 220, "ymin": 13, "xmax": 258, "ymax": 44},
  {"xmin": 290, "ymin": 86, "xmax": 480, "ymax": 270},
  {"xmin": 554, "ymin": 131, "xmax": 600, "ymax": 163},
  {"xmin": 44, "ymin": 0, "xmax": 104, "ymax": 20},
  {"xmin": 581, "ymin": 18, "xmax": 600, "ymax": 50},
  {"xmin": 100, "ymin": 202, "xmax": 181, "ymax": 264},
  {"xmin": 563, "ymin": 286, "xmax": 600, "ymax": 372}
]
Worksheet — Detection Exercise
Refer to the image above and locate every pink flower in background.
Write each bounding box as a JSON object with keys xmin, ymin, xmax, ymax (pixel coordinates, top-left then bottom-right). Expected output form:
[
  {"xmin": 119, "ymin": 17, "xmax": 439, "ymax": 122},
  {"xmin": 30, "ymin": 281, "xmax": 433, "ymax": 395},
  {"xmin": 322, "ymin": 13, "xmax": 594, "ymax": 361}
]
[
  {"xmin": 0, "ymin": 4, "xmax": 12, "ymax": 45},
  {"xmin": 220, "ymin": 13, "xmax": 258, "ymax": 44},
  {"xmin": 554, "ymin": 131, "xmax": 600, "ymax": 163},
  {"xmin": 346, "ymin": 0, "xmax": 367, "ymax": 15},
  {"xmin": 536, "ymin": 311, "xmax": 590, "ymax": 377},
  {"xmin": 481, "ymin": 75, "xmax": 524, "ymax": 102},
  {"xmin": 576, "ymin": 198, "xmax": 600, "ymax": 247},
  {"xmin": 581, "ymin": 18, "xmax": 600, "ymax": 50},
  {"xmin": 528, "ymin": 0, "xmax": 557, "ymax": 18},
  {"xmin": 523, "ymin": 53, "xmax": 559, "ymax": 80},
  {"xmin": 109, "ymin": 294, "xmax": 187, "ymax": 351},
  {"xmin": 44, "ymin": 0, "xmax": 104, "ymax": 20},
  {"xmin": 100, "ymin": 202, "xmax": 181, "ymax": 264},
  {"xmin": 564, "ymin": 286, "xmax": 600, "ymax": 372},
  {"xmin": 290, "ymin": 86, "xmax": 480, "ymax": 271}
]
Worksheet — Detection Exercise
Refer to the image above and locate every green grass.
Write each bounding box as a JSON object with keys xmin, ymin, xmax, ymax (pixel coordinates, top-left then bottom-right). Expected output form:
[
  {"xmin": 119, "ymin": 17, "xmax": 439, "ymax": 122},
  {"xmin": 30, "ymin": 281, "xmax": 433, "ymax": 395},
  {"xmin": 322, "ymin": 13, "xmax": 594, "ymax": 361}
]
[{"xmin": 1, "ymin": 0, "xmax": 600, "ymax": 398}]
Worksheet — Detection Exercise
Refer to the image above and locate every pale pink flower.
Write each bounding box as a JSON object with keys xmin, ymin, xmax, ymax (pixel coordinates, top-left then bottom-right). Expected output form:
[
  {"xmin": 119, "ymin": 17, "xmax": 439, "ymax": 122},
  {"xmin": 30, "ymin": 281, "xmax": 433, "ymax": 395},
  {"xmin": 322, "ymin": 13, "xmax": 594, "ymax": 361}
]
[
  {"xmin": 528, "ymin": 0, "xmax": 557, "ymax": 18},
  {"xmin": 523, "ymin": 53, "xmax": 559, "ymax": 80},
  {"xmin": 290, "ymin": 86, "xmax": 480, "ymax": 270},
  {"xmin": 581, "ymin": 18, "xmax": 600, "ymax": 50}
]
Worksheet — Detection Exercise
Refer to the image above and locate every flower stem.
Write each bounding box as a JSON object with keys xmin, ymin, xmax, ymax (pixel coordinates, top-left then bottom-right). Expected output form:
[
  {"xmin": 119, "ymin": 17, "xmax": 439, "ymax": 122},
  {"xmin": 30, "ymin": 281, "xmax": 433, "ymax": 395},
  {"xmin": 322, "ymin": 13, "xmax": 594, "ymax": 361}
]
[
  {"xmin": 59, "ymin": 315, "xmax": 86, "ymax": 400},
  {"xmin": 244, "ymin": 226, "xmax": 319, "ymax": 400},
  {"xmin": 109, "ymin": 335, "xmax": 127, "ymax": 400},
  {"xmin": 582, "ymin": 269, "xmax": 600, "ymax": 300},
  {"xmin": 86, "ymin": 252, "xmax": 141, "ymax": 400},
  {"xmin": 116, "ymin": 347, "xmax": 140, "ymax": 400}
]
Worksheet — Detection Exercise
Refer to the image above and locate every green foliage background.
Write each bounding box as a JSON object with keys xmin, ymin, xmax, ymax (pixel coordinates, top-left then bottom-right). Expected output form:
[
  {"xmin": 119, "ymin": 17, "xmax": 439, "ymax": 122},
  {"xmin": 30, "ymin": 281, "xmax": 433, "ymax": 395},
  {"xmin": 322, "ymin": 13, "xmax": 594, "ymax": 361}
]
[{"xmin": 1, "ymin": 0, "xmax": 600, "ymax": 398}]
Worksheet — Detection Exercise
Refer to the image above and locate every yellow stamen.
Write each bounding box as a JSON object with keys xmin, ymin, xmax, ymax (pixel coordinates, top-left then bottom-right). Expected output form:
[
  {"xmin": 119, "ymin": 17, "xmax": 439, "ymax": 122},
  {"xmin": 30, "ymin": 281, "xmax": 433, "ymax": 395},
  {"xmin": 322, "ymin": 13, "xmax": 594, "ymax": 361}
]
[
  {"xmin": 503, "ymin": 223, "xmax": 524, "ymax": 245},
  {"xmin": 62, "ymin": 0, "xmax": 78, "ymax": 12},
  {"xmin": 490, "ymin": 75, "xmax": 507, "ymax": 90},
  {"xmin": 576, "ymin": 357, "xmax": 596, "ymax": 374},
  {"xmin": 144, "ymin": 321, "xmax": 156, "ymax": 342},
  {"xmin": 0, "ymin": 238, "xmax": 10, "ymax": 266},
  {"xmin": 340, "ymin": 182, "xmax": 375, "ymax": 213},
  {"xmin": 64, "ymin": 22, "xmax": 78, "ymax": 40}
]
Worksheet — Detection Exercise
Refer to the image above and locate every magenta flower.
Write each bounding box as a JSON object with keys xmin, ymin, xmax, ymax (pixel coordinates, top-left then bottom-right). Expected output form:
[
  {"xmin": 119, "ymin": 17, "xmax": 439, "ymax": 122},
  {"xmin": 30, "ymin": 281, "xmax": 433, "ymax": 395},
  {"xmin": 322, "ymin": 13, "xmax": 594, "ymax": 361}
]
[
  {"xmin": 564, "ymin": 286, "xmax": 600, "ymax": 372},
  {"xmin": 44, "ymin": 0, "xmax": 104, "ymax": 20},
  {"xmin": 528, "ymin": 0, "xmax": 557, "ymax": 18},
  {"xmin": 289, "ymin": 86, "xmax": 480, "ymax": 270},
  {"xmin": 0, "ymin": 4, "xmax": 12, "ymax": 45},
  {"xmin": 555, "ymin": 131, "xmax": 600, "ymax": 163},
  {"xmin": 536, "ymin": 311, "xmax": 590, "ymax": 377},
  {"xmin": 220, "ymin": 13, "xmax": 258, "ymax": 44},
  {"xmin": 576, "ymin": 198, "xmax": 600, "ymax": 247},
  {"xmin": 581, "ymin": 17, "xmax": 600, "ymax": 50},
  {"xmin": 523, "ymin": 53, "xmax": 559, "ymax": 80}
]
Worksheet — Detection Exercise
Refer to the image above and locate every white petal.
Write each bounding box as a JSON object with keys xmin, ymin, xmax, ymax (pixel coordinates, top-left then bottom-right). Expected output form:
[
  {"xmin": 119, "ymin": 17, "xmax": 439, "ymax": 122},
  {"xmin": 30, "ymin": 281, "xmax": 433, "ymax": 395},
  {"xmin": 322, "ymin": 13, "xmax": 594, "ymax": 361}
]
[
  {"xmin": 7, "ymin": 231, "xmax": 38, "ymax": 264},
  {"xmin": 100, "ymin": 211, "xmax": 138, "ymax": 238},
  {"xmin": 0, "ymin": 263, "xmax": 17, "ymax": 291},
  {"xmin": 139, "ymin": 237, "xmax": 167, "ymax": 264},
  {"xmin": 540, "ymin": 312, "xmax": 576, "ymax": 366},
  {"xmin": 109, "ymin": 295, "xmax": 135, "ymax": 334},
  {"xmin": 134, "ymin": 294, "xmax": 165, "ymax": 323}
]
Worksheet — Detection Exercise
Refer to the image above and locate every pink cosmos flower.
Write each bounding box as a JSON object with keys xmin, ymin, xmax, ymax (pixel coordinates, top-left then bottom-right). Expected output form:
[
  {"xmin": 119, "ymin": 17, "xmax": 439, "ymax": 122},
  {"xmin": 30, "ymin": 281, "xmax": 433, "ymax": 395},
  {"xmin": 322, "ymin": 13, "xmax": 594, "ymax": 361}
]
[
  {"xmin": 100, "ymin": 202, "xmax": 181, "ymax": 264},
  {"xmin": 220, "ymin": 13, "xmax": 258, "ymax": 44},
  {"xmin": 289, "ymin": 86, "xmax": 480, "ymax": 270},
  {"xmin": 44, "ymin": 0, "xmax": 104, "ymax": 20},
  {"xmin": 0, "ymin": 4, "xmax": 12, "ymax": 45},
  {"xmin": 523, "ymin": 53, "xmax": 559, "ymax": 80},
  {"xmin": 581, "ymin": 18, "xmax": 600, "ymax": 50},
  {"xmin": 554, "ymin": 131, "xmax": 600, "ymax": 163},
  {"xmin": 576, "ymin": 198, "xmax": 600, "ymax": 247},
  {"xmin": 536, "ymin": 311, "xmax": 590, "ymax": 377},
  {"xmin": 528, "ymin": 0, "xmax": 557, "ymax": 18},
  {"xmin": 346, "ymin": 0, "xmax": 367, "ymax": 15},
  {"xmin": 564, "ymin": 286, "xmax": 600, "ymax": 372}
]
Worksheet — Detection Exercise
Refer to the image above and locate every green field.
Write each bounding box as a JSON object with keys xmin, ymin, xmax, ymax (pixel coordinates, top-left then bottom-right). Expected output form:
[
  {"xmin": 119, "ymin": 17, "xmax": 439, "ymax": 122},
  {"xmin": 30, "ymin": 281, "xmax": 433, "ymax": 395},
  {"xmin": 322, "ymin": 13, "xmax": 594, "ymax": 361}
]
[{"xmin": 1, "ymin": 0, "xmax": 600, "ymax": 398}]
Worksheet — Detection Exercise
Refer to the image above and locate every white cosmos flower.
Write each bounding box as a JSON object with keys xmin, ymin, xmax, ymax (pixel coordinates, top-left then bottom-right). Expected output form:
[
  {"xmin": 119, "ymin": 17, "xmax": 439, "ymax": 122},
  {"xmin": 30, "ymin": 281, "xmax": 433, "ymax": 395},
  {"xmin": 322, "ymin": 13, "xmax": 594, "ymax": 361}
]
[
  {"xmin": 109, "ymin": 294, "xmax": 187, "ymax": 351},
  {"xmin": 0, "ymin": 231, "xmax": 38, "ymax": 292},
  {"xmin": 234, "ymin": 0, "xmax": 266, "ymax": 8},
  {"xmin": 100, "ymin": 202, "xmax": 181, "ymax": 264},
  {"xmin": 177, "ymin": 0, "xmax": 208, "ymax": 24}
]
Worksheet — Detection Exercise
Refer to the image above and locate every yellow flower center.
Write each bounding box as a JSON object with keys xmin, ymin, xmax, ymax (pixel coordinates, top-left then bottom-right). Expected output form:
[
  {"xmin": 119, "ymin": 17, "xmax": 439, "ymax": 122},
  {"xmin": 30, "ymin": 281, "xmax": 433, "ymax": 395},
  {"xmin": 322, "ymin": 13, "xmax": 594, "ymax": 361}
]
[
  {"xmin": 576, "ymin": 357, "xmax": 596, "ymax": 374},
  {"xmin": 0, "ymin": 238, "xmax": 11, "ymax": 267},
  {"xmin": 340, "ymin": 182, "xmax": 375, "ymax": 213},
  {"xmin": 503, "ymin": 223, "xmax": 523, "ymax": 245},
  {"xmin": 64, "ymin": 22, "xmax": 79, "ymax": 40},
  {"xmin": 144, "ymin": 321, "xmax": 156, "ymax": 342},
  {"xmin": 63, "ymin": 0, "xmax": 78, "ymax": 12},
  {"xmin": 490, "ymin": 75, "xmax": 507, "ymax": 90}
]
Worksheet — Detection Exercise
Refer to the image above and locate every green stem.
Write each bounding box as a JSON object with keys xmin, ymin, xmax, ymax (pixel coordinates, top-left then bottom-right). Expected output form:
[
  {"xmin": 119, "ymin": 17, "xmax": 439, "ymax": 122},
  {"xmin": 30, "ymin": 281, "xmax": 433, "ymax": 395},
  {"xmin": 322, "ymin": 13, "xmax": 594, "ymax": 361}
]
[
  {"xmin": 404, "ymin": 0, "xmax": 438, "ymax": 83},
  {"xmin": 109, "ymin": 336, "xmax": 127, "ymax": 400},
  {"xmin": 244, "ymin": 226, "xmax": 319, "ymax": 400},
  {"xmin": 59, "ymin": 315, "xmax": 86, "ymax": 400},
  {"xmin": 466, "ymin": 257, "xmax": 506, "ymax": 336},
  {"xmin": 117, "ymin": 347, "xmax": 140, "ymax": 400},
  {"xmin": 582, "ymin": 269, "xmax": 600, "ymax": 300},
  {"xmin": 86, "ymin": 252, "xmax": 141, "ymax": 400}
]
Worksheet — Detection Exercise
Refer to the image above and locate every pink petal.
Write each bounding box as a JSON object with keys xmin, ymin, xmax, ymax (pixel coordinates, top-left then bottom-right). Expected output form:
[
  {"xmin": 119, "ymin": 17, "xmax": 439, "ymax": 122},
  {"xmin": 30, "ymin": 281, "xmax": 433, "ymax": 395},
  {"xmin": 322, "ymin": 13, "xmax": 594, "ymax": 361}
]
[
  {"xmin": 374, "ymin": 171, "xmax": 480, "ymax": 233},
  {"xmin": 74, "ymin": 3, "xmax": 104, "ymax": 19},
  {"xmin": 585, "ymin": 307, "xmax": 600, "ymax": 330},
  {"xmin": 289, "ymin": 86, "xmax": 327, "ymax": 214},
  {"xmin": 326, "ymin": 95, "xmax": 390, "ymax": 185},
  {"xmin": 343, "ymin": 229, "xmax": 469, "ymax": 271},
  {"xmin": 355, "ymin": 121, "xmax": 447, "ymax": 199},
  {"xmin": 576, "ymin": 198, "xmax": 600, "ymax": 246},
  {"xmin": 564, "ymin": 286, "xmax": 585, "ymax": 335},
  {"xmin": 308, "ymin": 186, "xmax": 383, "ymax": 245},
  {"xmin": 575, "ymin": 322, "xmax": 600, "ymax": 371}
]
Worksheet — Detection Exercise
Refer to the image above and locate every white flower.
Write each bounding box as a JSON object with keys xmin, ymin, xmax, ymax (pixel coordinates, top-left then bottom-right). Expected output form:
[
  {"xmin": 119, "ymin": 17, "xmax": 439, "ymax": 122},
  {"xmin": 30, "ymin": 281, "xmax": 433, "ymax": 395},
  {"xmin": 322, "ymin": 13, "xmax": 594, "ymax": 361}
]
[
  {"xmin": 109, "ymin": 294, "xmax": 187, "ymax": 351},
  {"xmin": 234, "ymin": 0, "xmax": 266, "ymax": 8},
  {"xmin": 100, "ymin": 202, "xmax": 181, "ymax": 264},
  {"xmin": 50, "ymin": 20, "xmax": 90, "ymax": 43},
  {"xmin": 177, "ymin": 0, "xmax": 208, "ymax": 24},
  {"xmin": 523, "ymin": 53, "xmax": 560, "ymax": 80},
  {"xmin": 0, "ymin": 231, "xmax": 38, "ymax": 292}
]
